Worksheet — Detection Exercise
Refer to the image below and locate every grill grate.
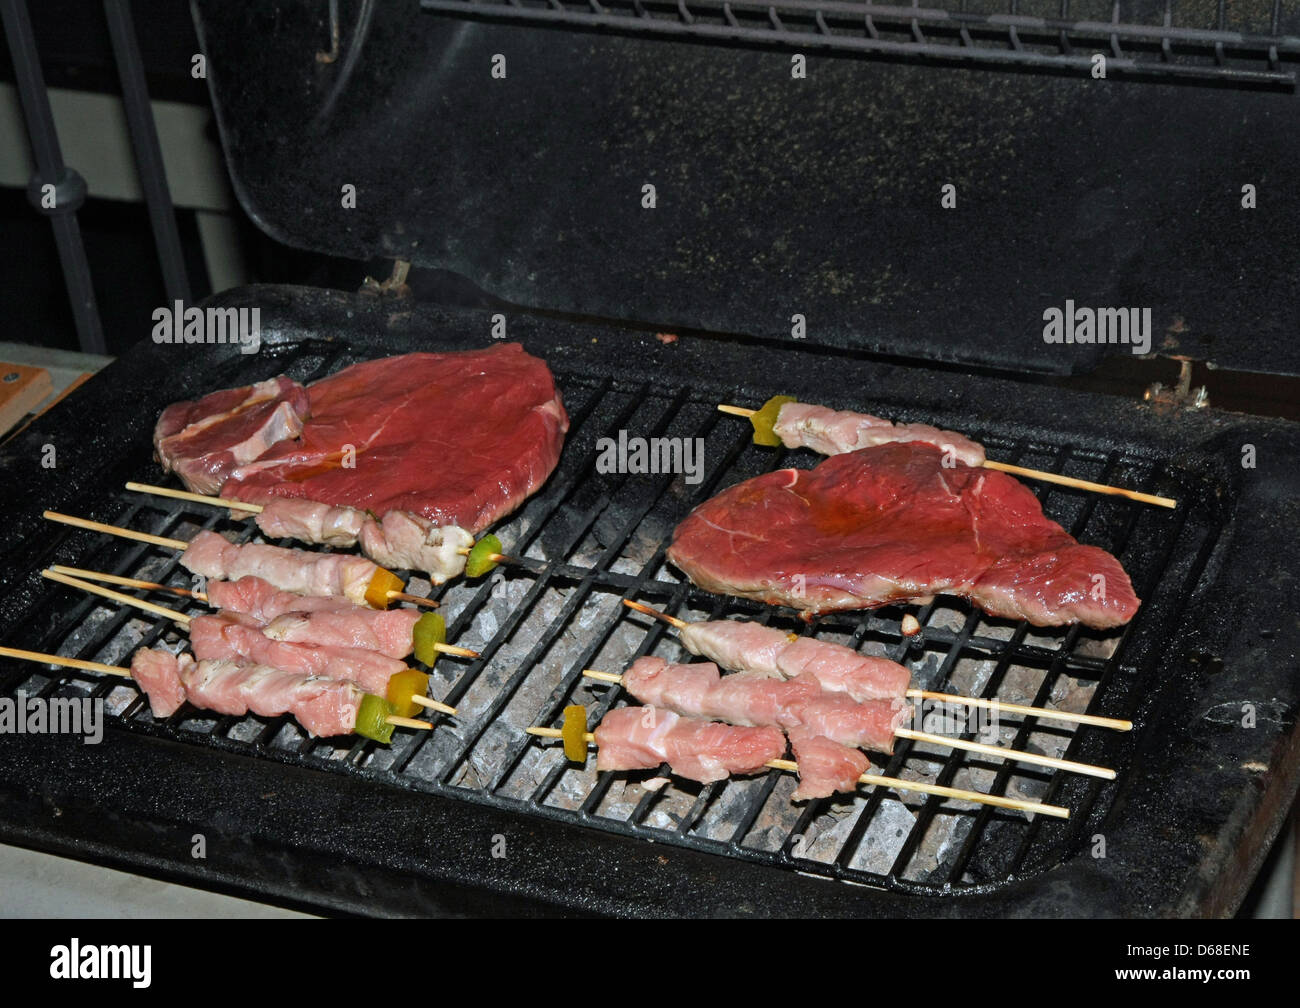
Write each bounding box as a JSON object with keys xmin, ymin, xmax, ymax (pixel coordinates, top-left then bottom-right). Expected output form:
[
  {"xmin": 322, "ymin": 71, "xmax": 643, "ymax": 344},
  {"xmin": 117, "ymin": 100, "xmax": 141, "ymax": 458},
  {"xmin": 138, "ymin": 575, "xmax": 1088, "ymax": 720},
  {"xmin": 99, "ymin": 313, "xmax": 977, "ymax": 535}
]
[
  {"xmin": 420, "ymin": 0, "xmax": 1300, "ymax": 89},
  {"xmin": 0, "ymin": 338, "xmax": 1226, "ymax": 896}
]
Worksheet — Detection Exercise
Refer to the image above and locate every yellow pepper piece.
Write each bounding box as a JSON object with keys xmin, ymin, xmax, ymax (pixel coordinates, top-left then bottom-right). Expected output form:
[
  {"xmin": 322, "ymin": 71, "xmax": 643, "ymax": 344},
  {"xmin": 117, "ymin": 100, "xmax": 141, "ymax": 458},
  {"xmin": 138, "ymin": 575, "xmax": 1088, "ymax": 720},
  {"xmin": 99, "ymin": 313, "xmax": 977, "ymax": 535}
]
[
  {"xmin": 386, "ymin": 668, "xmax": 430, "ymax": 719},
  {"xmin": 562, "ymin": 704, "xmax": 588, "ymax": 762},
  {"xmin": 363, "ymin": 568, "xmax": 403, "ymax": 609},
  {"xmin": 750, "ymin": 395, "xmax": 797, "ymax": 447}
]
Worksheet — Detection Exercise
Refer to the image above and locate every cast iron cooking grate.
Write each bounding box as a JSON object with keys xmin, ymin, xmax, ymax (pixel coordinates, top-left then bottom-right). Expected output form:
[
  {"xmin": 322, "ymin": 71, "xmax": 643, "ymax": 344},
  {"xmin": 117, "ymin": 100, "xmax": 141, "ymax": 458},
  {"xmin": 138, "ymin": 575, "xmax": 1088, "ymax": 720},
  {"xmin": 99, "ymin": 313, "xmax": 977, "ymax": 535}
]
[
  {"xmin": 0, "ymin": 337, "xmax": 1224, "ymax": 895},
  {"xmin": 420, "ymin": 0, "xmax": 1300, "ymax": 90}
]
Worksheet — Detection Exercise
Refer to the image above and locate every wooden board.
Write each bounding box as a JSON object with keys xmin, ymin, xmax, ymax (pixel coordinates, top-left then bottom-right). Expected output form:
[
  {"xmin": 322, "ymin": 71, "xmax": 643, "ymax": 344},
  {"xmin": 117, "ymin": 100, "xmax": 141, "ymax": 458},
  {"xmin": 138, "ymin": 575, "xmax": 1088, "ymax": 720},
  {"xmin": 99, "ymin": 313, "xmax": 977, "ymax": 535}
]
[{"xmin": 0, "ymin": 362, "xmax": 54, "ymax": 438}]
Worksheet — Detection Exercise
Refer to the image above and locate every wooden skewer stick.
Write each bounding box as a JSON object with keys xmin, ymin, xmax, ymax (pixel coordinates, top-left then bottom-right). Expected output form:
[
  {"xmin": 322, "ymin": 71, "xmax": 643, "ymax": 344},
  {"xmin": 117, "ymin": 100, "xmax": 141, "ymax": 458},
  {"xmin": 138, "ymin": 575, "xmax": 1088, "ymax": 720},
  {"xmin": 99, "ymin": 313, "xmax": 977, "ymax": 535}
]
[
  {"xmin": 39, "ymin": 570, "xmax": 458, "ymax": 716},
  {"xmin": 0, "ymin": 644, "xmax": 130, "ymax": 678},
  {"xmin": 48, "ymin": 565, "xmax": 209, "ymax": 599},
  {"xmin": 47, "ymin": 566, "xmax": 471, "ymax": 659},
  {"xmin": 579, "ymin": 669, "xmax": 1114, "ymax": 780},
  {"xmin": 624, "ymin": 599, "xmax": 688, "ymax": 628},
  {"xmin": 524, "ymin": 726, "xmax": 1069, "ymax": 819},
  {"xmin": 909, "ymin": 690, "xmax": 1131, "ymax": 732},
  {"xmin": 717, "ymin": 403, "xmax": 1178, "ymax": 509},
  {"xmin": 44, "ymin": 568, "xmax": 191, "ymax": 625},
  {"xmin": 455, "ymin": 546, "xmax": 511, "ymax": 564},
  {"xmin": 621, "ymin": 599, "xmax": 1133, "ymax": 732},
  {"xmin": 45, "ymin": 509, "xmax": 188, "ymax": 549},
  {"xmin": 388, "ymin": 593, "xmax": 440, "ymax": 609},
  {"xmin": 119, "ymin": 486, "xmax": 441, "ymax": 609},
  {"xmin": 715, "ymin": 404, "xmax": 759, "ymax": 418},
  {"xmin": 428, "ymin": 642, "xmax": 480, "ymax": 659},
  {"xmin": 387, "ymin": 715, "xmax": 436, "ymax": 730},
  {"xmin": 0, "ymin": 646, "xmax": 436, "ymax": 732},
  {"xmin": 125, "ymin": 481, "xmax": 263, "ymax": 513}
]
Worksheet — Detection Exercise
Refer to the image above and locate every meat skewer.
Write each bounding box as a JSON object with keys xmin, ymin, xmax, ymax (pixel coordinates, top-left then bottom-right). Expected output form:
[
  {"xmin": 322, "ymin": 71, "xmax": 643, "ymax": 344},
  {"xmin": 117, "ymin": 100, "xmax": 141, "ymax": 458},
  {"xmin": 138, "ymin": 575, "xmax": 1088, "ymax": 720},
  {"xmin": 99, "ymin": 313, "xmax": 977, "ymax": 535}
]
[
  {"xmin": 718, "ymin": 398, "xmax": 1178, "ymax": 509},
  {"xmin": 43, "ymin": 510, "xmax": 435, "ymax": 610},
  {"xmin": 41, "ymin": 569, "xmax": 457, "ymax": 717},
  {"xmin": 123, "ymin": 483, "xmax": 514, "ymax": 580},
  {"xmin": 123, "ymin": 482, "xmax": 478, "ymax": 585},
  {"xmin": 623, "ymin": 600, "xmax": 1133, "ymax": 731},
  {"xmin": 527, "ymin": 705, "xmax": 1070, "ymax": 819},
  {"xmin": 0, "ymin": 645, "xmax": 435, "ymax": 743},
  {"xmin": 582, "ymin": 663, "xmax": 1115, "ymax": 780},
  {"xmin": 46, "ymin": 566, "xmax": 479, "ymax": 662}
]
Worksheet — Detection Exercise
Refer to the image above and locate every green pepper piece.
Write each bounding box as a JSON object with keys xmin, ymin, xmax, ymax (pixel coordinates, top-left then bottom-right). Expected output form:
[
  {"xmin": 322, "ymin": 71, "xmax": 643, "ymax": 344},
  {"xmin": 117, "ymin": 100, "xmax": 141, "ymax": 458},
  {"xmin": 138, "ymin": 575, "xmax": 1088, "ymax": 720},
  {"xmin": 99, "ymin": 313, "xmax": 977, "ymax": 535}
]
[
  {"xmin": 412, "ymin": 612, "xmax": 447, "ymax": 668},
  {"xmin": 750, "ymin": 395, "xmax": 797, "ymax": 447},
  {"xmin": 354, "ymin": 694, "xmax": 396, "ymax": 745},
  {"xmin": 562, "ymin": 704, "xmax": 588, "ymax": 762},
  {"xmin": 465, "ymin": 534, "xmax": 503, "ymax": 578}
]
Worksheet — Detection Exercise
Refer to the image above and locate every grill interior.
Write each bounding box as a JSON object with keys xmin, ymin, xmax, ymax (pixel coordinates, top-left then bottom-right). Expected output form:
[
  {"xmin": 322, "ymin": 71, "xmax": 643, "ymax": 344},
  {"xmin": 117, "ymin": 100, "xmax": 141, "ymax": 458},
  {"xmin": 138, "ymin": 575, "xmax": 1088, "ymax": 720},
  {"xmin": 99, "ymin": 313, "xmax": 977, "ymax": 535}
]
[{"xmin": 0, "ymin": 335, "xmax": 1227, "ymax": 898}]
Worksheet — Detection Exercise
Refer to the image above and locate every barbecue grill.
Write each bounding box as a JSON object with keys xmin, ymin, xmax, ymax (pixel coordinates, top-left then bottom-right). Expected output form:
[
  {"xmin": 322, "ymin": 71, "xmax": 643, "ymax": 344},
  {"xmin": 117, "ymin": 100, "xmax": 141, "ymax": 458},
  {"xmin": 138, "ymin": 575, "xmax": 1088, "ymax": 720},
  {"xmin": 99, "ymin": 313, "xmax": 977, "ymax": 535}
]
[{"xmin": 1, "ymin": 0, "xmax": 1298, "ymax": 917}]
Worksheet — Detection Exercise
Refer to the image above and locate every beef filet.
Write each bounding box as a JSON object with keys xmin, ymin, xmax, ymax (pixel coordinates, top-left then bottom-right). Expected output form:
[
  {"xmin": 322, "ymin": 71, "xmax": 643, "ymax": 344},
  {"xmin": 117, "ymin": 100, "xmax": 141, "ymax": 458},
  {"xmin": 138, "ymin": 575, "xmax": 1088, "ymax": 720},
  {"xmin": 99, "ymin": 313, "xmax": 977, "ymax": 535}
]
[
  {"xmin": 222, "ymin": 343, "xmax": 568, "ymax": 534},
  {"xmin": 667, "ymin": 442, "xmax": 1140, "ymax": 628},
  {"xmin": 154, "ymin": 376, "xmax": 309, "ymax": 495}
]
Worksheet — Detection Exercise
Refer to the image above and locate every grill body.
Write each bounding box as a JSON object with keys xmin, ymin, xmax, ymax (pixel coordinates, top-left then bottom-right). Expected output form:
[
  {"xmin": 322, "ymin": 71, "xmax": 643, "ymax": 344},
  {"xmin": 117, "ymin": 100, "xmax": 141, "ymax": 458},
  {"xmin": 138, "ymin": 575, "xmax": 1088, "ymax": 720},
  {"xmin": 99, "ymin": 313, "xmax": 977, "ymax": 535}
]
[{"xmin": 0, "ymin": 286, "xmax": 1296, "ymax": 916}]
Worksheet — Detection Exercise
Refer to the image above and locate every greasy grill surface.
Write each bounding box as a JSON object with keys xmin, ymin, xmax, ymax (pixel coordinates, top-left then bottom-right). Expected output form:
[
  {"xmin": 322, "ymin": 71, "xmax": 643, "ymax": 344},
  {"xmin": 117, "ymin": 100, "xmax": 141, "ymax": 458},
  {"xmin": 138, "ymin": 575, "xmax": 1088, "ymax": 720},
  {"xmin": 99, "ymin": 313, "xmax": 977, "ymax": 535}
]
[
  {"xmin": 0, "ymin": 335, "xmax": 1216, "ymax": 897},
  {"xmin": 1, "ymin": 287, "xmax": 1296, "ymax": 916}
]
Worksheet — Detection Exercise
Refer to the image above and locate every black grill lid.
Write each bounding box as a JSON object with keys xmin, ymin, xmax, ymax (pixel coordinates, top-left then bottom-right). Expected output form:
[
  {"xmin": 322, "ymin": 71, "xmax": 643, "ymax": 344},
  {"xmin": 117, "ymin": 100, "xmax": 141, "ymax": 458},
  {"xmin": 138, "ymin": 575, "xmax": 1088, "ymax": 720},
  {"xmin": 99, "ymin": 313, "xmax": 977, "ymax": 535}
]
[{"xmin": 193, "ymin": 0, "xmax": 1300, "ymax": 377}]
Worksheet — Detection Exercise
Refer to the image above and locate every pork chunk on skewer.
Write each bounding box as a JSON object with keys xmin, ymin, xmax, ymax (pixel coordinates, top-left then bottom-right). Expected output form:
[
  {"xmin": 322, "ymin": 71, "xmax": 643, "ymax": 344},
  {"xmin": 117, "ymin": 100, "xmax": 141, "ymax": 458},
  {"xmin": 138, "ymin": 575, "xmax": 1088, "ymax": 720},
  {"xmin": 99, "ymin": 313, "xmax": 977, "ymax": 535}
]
[
  {"xmin": 188, "ymin": 612, "xmax": 405, "ymax": 696},
  {"xmin": 206, "ymin": 577, "xmax": 421, "ymax": 659},
  {"xmin": 592, "ymin": 706, "xmax": 786, "ymax": 784},
  {"xmin": 181, "ymin": 531, "xmax": 378, "ymax": 606},
  {"xmin": 677, "ymin": 619, "xmax": 911, "ymax": 702},
  {"xmin": 772, "ymin": 401, "xmax": 986, "ymax": 468},
  {"xmin": 177, "ymin": 656, "xmax": 365, "ymax": 737},
  {"xmin": 129, "ymin": 648, "xmax": 192, "ymax": 718},
  {"xmin": 622, "ymin": 657, "xmax": 909, "ymax": 754},
  {"xmin": 253, "ymin": 501, "xmax": 473, "ymax": 585},
  {"xmin": 128, "ymin": 647, "xmax": 364, "ymax": 737},
  {"xmin": 787, "ymin": 728, "xmax": 871, "ymax": 801}
]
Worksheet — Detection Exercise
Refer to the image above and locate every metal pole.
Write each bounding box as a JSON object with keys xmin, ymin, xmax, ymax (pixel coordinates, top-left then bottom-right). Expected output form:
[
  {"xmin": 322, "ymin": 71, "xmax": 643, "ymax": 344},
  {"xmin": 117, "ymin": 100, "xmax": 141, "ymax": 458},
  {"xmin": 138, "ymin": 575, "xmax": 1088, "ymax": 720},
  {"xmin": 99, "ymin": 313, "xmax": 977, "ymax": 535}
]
[
  {"xmin": 103, "ymin": 0, "xmax": 191, "ymax": 307},
  {"xmin": 0, "ymin": 0, "xmax": 106, "ymax": 354}
]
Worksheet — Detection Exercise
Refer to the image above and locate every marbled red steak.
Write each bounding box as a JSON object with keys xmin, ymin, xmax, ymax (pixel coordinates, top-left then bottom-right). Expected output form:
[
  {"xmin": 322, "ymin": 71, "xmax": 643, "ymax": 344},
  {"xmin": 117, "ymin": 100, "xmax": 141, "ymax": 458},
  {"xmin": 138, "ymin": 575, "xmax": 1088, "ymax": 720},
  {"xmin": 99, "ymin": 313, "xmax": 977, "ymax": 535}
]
[
  {"xmin": 154, "ymin": 376, "xmax": 309, "ymax": 495},
  {"xmin": 222, "ymin": 343, "xmax": 568, "ymax": 534},
  {"xmin": 667, "ymin": 442, "xmax": 1139, "ymax": 628}
]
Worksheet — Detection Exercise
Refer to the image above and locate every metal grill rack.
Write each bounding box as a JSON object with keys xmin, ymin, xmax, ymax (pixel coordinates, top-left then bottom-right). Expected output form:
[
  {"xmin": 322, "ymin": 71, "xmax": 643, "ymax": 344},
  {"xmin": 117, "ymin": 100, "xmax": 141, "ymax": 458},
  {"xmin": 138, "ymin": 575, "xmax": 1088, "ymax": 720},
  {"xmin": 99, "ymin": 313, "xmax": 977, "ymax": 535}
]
[
  {"xmin": 420, "ymin": 0, "xmax": 1300, "ymax": 89},
  {"xmin": 0, "ymin": 336, "xmax": 1224, "ymax": 897}
]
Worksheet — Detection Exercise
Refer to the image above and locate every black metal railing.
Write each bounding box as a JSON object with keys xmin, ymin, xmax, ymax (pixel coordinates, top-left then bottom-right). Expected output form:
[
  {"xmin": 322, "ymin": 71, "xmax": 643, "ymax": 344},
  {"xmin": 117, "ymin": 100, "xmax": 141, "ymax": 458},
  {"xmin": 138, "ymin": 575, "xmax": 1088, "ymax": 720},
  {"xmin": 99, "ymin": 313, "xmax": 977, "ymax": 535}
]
[{"xmin": 0, "ymin": 0, "xmax": 190, "ymax": 354}]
